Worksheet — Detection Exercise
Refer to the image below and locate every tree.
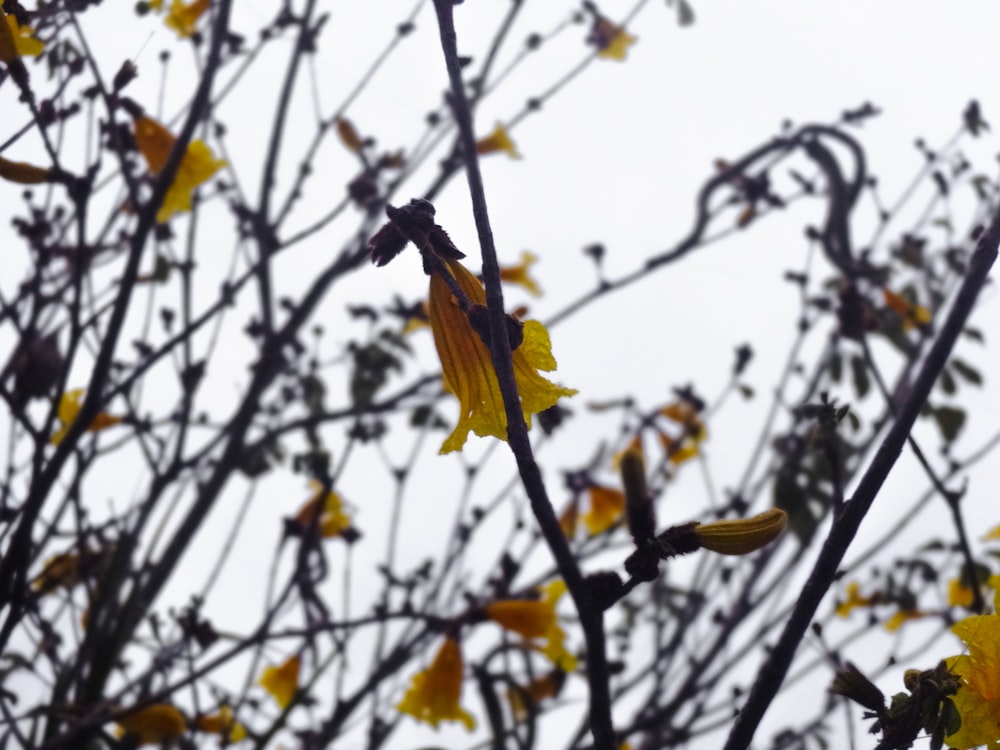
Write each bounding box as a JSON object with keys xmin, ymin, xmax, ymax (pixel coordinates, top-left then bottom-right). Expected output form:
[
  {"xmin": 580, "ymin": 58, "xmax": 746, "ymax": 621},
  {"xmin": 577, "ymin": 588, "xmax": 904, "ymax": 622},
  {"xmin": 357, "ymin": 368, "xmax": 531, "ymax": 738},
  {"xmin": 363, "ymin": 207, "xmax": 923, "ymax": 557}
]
[{"xmin": 1, "ymin": 1, "xmax": 998, "ymax": 748}]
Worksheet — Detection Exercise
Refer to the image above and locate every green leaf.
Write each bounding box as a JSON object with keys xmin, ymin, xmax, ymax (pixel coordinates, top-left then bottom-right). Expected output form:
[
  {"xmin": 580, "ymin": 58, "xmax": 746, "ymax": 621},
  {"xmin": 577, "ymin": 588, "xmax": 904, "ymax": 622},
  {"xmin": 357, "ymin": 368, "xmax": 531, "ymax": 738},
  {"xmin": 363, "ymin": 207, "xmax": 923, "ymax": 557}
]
[
  {"xmin": 932, "ymin": 406, "xmax": 966, "ymax": 444},
  {"xmin": 350, "ymin": 342, "xmax": 403, "ymax": 405},
  {"xmin": 938, "ymin": 367, "xmax": 957, "ymax": 396},
  {"xmin": 292, "ymin": 449, "xmax": 330, "ymax": 477},
  {"xmin": 940, "ymin": 696, "xmax": 961, "ymax": 738},
  {"xmin": 301, "ymin": 374, "xmax": 326, "ymax": 414},
  {"xmin": 737, "ymin": 383, "xmax": 755, "ymax": 400},
  {"xmin": 963, "ymin": 327, "xmax": 985, "ymax": 343},
  {"xmin": 677, "ymin": 0, "xmax": 695, "ymax": 26},
  {"xmin": 829, "ymin": 352, "xmax": 842, "ymax": 383},
  {"xmin": 379, "ymin": 328, "xmax": 413, "ymax": 354},
  {"xmin": 950, "ymin": 358, "xmax": 983, "ymax": 386},
  {"xmin": 410, "ymin": 405, "xmax": 448, "ymax": 429},
  {"xmin": 773, "ymin": 465, "xmax": 821, "ymax": 545},
  {"xmin": 850, "ymin": 355, "xmax": 870, "ymax": 399}
]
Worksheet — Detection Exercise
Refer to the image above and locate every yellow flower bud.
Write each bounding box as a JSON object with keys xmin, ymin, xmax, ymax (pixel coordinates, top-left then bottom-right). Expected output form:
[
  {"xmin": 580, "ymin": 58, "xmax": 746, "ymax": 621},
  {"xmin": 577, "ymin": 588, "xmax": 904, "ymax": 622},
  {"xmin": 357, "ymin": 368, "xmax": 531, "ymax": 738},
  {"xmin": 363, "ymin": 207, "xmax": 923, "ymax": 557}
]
[
  {"xmin": 0, "ymin": 155, "xmax": 51, "ymax": 185},
  {"xmin": 693, "ymin": 508, "xmax": 787, "ymax": 555}
]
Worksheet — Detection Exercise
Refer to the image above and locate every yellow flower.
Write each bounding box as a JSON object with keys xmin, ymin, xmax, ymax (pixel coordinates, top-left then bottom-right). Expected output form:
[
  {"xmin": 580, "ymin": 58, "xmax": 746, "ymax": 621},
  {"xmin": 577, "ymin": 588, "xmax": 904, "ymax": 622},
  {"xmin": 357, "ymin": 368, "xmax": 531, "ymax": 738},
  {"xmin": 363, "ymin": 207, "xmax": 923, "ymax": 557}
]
[
  {"xmin": 944, "ymin": 613, "xmax": 1000, "ymax": 749},
  {"xmin": 133, "ymin": 114, "xmax": 227, "ymax": 222},
  {"xmin": 486, "ymin": 580, "xmax": 578, "ymax": 672},
  {"xmin": 982, "ymin": 522, "xmax": 1000, "ymax": 541},
  {"xmin": 884, "ymin": 609, "xmax": 928, "ymax": 632},
  {"xmin": 115, "ymin": 704, "xmax": 186, "ymax": 746},
  {"xmin": 292, "ymin": 480, "xmax": 352, "ymax": 538},
  {"xmin": 507, "ymin": 669, "xmax": 564, "ymax": 719},
  {"xmin": 31, "ymin": 544, "xmax": 110, "ymax": 594},
  {"xmin": 835, "ymin": 581, "xmax": 876, "ymax": 617},
  {"xmin": 196, "ymin": 705, "xmax": 247, "ymax": 743},
  {"xmin": 50, "ymin": 389, "xmax": 123, "ymax": 446},
  {"xmin": 335, "ymin": 117, "xmax": 364, "ymax": 153},
  {"xmin": 499, "ymin": 251, "xmax": 542, "ymax": 296},
  {"xmin": 882, "ymin": 288, "xmax": 931, "ymax": 332},
  {"xmin": 475, "ymin": 123, "xmax": 520, "ymax": 159},
  {"xmin": 397, "ymin": 636, "xmax": 476, "ymax": 730},
  {"xmin": 33, "ymin": 552, "xmax": 81, "ymax": 593},
  {"xmin": 0, "ymin": 4, "xmax": 44, "ymax": 61},
  {"xmin": 949, "ymin": 578, "xmax": 975, "ymax": 609},
  {"xmin": 428, "ymin": 257, "xmax": 576, "ymax": 453},
  {"xmin": 558, "ymin": 498, "xmax": 580, "ymax": 538},
  {"xmin": 657, "ymin": 431, "xmax": 700, "ymax": 465},
  {"xmin": 583, "ymin": 485, "xmax": 625, "ymax": 536},
  {"xmin": 259, "ymin": 654, "xmax": 301, "ymax": 709},
  {"xmin": 658, "ymin": 401, "xmax": 707, "ymax": 465},
  {"xmin": 148, "ymin": 0, "xmax": 164, "ymax": 9},
  {"xmin": 164, "ymin": 0, "xmax": 209, "ymax": 38},
  {"xmin": 611, "ymin": 433, "xmax": 646, "ymax": 472},
  {"xmin": 588, "ymin": 17, "xmax": 637, "ymax": 61}
]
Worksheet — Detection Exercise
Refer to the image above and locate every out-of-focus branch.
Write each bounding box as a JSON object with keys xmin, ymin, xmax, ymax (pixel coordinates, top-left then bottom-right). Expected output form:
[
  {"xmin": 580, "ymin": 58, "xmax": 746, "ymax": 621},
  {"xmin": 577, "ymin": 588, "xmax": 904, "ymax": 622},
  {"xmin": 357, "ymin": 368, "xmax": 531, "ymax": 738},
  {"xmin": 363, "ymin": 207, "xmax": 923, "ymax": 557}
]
[{"xmin": 723, "ymin": 202, "xmax": 1000, "ymax": 750}]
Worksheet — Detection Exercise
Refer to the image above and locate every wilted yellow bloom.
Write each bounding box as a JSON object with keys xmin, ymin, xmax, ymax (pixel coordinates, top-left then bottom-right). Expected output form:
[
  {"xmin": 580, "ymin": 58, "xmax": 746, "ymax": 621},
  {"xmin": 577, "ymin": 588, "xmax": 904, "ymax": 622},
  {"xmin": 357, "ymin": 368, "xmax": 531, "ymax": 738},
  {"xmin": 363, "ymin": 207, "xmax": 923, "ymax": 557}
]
[
  {"xmin": 884, "ymin": 609, "xmax": 928, "ymax": 632},
  {"xmin": 658, "ymin": 401, "xmax": 707, "ymax": 465},
  {"xmin": 611, "ymin": 434, "xmax": 646, "ymax": 472},
  {"xmin": 164, "ymin": 0, "xmax": 209, "ymax": 37},
  {"xmin": 693, "ymin": 508, "xmax": 787, "ymax": 556},
  {"xmin": 486, "ymin": 580, "xmax": 577, "ymax": 672},
  {"xmin": 335, "ymin": 117, "xmax": 364, "ymax": 153},
  {"xmin": 949, "ymin": 578, "xmax": 975, "ymax": 609},
  {"xmin": 0, "ymin": 155, "xmax": 50, "ymax": 184},
  {"xmin": 116, "ymin": 704, "xmax": 186, "ymax": 746},
  {"xmin": 589, "ymin": 17, "xmax": 636, "ymax": 61},
  {"xmin": 583, "ymin": 485, "xmax": 625, "ymax": 535},
  {"xmin": 292, "ymin": 480, "xmax": 352, "ymax": 538},
  {"xmin": 397, "ymin": 636, "xmax": 476, "ymax": 730},
  {"xmin": 507, "ymin": 669, "xmax": 564, "ymax": 719},
  {"xmin": 882, "ymin": 288, "xmax": 931, "ymax": 332},
  {"xmin": 33, "ymin": 552, "xmax": 81, "ymax": 593},
  {"xmin": 32, "ymin": 545, "xmax": 109, "ymax": 594},
  {"xmin": 428, "ymin": 257, "xmax": 575, "ymax": 453},
  {"xmin": 50, "ymin": 389, "xmax": 123, "ymax": 446},
  {"xmin": 499, "ymin": 251, "xmax": 542, "ymax": 296},
  {"xmin": 835, "ymin": 581, "xmax": 876, "ymax": 618},
  {"xmin": 259, "ymin": 654, "xmax": 301, "ymax": 709},
  {"xmin": 982, "ymin": 523, "xmax": 1000, "ymax": 541},
  {"xmin": 196, "ymin": 705, "xmax": 247, "ymax": 742},
  {"xmin": 475, "ymin": 123, "xmax": 520, "ymax": 159},
  {"xmin": 558, "ymin": 498, "xmax": 580, "ymax": 538},
  {"xmin": 0, "ymin": 4, "xmax": 44, "ymax": 61},
  {"xmin": 133, "ymin": 114, "xmax": 227, "ymax": 222}
]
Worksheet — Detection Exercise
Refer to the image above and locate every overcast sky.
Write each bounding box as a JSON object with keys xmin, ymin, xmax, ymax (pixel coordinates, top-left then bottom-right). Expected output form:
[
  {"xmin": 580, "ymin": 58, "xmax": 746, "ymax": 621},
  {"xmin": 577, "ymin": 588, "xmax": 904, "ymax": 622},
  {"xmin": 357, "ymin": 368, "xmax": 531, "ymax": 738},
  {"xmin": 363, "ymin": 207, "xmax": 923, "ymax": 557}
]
[{"xmin": 6, "ymin": 1, "xmax": 1000, "ymax": 747}]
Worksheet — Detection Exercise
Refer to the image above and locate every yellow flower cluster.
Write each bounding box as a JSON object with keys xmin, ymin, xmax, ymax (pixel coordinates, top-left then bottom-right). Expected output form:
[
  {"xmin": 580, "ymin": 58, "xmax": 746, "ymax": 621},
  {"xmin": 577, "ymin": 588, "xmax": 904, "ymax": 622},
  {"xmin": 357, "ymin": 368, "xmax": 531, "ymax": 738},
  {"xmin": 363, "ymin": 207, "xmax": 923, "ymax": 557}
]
[
  {"xmin": 486, "ymin": 580, "xmax": 578, "ymax": 672},
  {"xmin": 397, "ymin": 636, "xmax": 476, "ymax": 730},
  {"xmin": 133, "ymin": 114, "xmax": 227, "ymax": 223}
]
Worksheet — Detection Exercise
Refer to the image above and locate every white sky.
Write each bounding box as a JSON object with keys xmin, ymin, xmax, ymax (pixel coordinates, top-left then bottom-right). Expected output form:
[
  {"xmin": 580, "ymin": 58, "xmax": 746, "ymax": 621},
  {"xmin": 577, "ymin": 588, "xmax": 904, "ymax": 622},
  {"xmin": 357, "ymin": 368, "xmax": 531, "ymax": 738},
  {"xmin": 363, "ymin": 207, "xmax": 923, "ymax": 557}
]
[{"xmin": 4, "ymin": 0, "xmax": 1000, "ymax": 747}]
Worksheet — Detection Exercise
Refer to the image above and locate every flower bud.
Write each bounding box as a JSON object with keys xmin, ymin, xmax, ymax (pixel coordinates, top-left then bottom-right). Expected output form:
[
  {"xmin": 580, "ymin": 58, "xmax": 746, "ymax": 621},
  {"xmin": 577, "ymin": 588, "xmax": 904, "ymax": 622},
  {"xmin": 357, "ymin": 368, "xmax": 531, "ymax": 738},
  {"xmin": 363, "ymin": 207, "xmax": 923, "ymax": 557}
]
[
  {"xmin": 0, "ymin": 156, "xmax": 51, "ymax": 185},
  {"xmin": 692, "ymin": 508, "xmax": 787, "ymax": 555},
  {"xmin": 829, "ymin": 662, "xmax": 885, "ymax": 713},
  {"xmin": 620, "ymin": 447, "xmax": 655, "ymax": 541}
]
